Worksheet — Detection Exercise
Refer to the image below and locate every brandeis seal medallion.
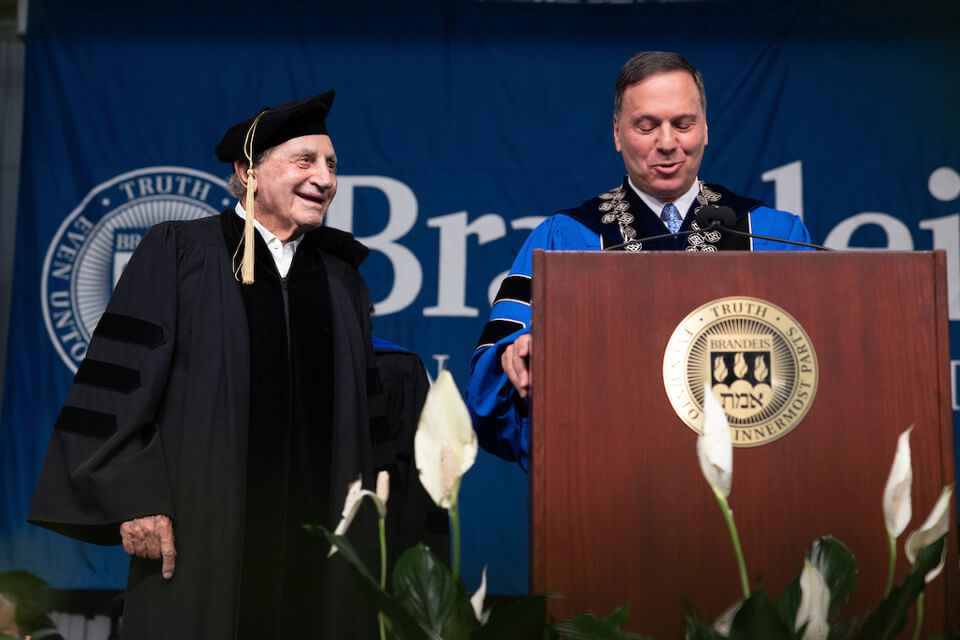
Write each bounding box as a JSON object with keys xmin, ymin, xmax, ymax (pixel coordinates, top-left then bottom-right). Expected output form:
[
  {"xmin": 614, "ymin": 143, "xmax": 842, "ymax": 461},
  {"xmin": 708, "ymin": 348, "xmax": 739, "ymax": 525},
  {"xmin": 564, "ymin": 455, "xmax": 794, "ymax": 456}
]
[{"xmin": 662, "ymin": 296, "xmax": 818, "ymax": 446}]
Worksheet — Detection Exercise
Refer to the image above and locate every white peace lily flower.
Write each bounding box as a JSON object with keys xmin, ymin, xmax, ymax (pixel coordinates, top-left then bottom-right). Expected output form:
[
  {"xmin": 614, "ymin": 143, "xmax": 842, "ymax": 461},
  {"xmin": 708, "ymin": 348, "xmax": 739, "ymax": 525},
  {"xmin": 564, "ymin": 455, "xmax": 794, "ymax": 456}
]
[
  {"xmin": 328, "ymin": 473, "xmax": 389, "ymax": 557},
  {"xmin": 470, "ymin": 566, "xmax": 488, "ymax": 622},
  {"xmin": 415, "ymin": 370, "xmax": 478, "ymax": 510},
  {"xmin": 697, "ymin": 384, "xmax": 732, "ymax": 499},
  {"xmin": 904, "ymin": 485, "xmax": 954, "ymax": 583},
  {"xmin": 795, "ymin": 560, "xmax": 830, "ymax": 640},
  {"xmin": 375, "ymin": 469, "xmax": 390, "ymax": 505},
  {"xmin": 882, "ymin": 426, "xmax": 913, "ymax": 539}
]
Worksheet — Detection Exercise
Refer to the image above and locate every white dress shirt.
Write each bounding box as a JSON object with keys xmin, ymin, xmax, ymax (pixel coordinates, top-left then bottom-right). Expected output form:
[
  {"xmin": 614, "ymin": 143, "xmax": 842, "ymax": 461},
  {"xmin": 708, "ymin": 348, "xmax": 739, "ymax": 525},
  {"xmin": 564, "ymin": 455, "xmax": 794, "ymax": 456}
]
[
  {"xmin": 627, "ymin": 177, "xmax": 702, "ymax": 226},
  {"xmin": 233, "ymin": 202, "xmax": 303, "ymax": 278}
]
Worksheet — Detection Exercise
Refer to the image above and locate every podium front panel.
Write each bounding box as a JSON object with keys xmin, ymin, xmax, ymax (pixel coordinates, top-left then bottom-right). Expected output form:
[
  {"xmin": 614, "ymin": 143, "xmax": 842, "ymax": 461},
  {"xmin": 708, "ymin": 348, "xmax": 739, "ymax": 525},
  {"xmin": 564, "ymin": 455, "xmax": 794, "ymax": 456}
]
[{"xmin": 529, "ymin": 250, "xmax": 957, "ymax": 637}]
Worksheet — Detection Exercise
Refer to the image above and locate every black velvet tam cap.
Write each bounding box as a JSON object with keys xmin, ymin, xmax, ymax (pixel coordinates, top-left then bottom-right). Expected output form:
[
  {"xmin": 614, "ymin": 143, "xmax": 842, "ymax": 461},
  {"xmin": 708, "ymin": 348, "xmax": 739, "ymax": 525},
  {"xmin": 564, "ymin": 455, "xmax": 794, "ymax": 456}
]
[{"xmin": 214, "ymin": 90, "xmax": 335, "ymax": 163}]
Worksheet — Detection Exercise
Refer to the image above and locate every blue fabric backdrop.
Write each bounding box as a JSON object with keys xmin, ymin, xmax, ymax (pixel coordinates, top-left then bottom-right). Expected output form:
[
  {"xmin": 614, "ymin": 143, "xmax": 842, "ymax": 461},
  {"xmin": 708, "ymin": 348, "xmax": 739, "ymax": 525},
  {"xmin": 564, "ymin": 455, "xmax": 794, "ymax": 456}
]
[{"xmin": 1, "ymin": 0, "xmax": 958, "ymax": 595}]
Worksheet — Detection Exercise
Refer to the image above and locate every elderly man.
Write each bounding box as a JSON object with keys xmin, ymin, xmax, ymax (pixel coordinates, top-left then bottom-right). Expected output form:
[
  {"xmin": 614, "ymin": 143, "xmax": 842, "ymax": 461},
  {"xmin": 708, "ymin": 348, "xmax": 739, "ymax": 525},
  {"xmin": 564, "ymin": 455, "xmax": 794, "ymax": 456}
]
[
  {"xmin": 29, "ymin": 91, "xmax": 390, "ymax": 638},
  {"xmin": 466, "ymin": 51, "xmax": 811, "ymax": 470}
]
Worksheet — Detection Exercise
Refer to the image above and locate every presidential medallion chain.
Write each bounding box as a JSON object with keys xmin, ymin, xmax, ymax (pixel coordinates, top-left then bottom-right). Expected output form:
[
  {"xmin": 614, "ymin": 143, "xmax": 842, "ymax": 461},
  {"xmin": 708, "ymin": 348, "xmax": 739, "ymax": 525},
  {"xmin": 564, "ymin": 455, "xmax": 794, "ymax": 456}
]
[
  {"xmin": 599, "ymin": 181, "xmax": 726, "ymax": 252},
  {"xmin": 686, "ymin": 181, "xmax": 722, "ymax": 252}
]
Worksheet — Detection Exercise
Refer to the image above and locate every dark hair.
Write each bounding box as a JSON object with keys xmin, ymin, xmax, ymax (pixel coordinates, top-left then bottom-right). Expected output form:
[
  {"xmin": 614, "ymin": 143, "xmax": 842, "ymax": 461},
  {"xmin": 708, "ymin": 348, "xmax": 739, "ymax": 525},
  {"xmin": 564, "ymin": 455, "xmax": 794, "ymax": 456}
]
[{"xmin": 614, "ymin": 51, "xmax": 706, "ymax": 117}]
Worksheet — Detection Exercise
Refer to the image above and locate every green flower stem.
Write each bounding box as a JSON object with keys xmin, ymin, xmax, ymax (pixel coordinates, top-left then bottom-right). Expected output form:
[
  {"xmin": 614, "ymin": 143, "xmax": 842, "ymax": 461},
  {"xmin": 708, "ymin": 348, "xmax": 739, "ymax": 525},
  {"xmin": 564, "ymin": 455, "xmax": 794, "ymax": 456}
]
[
  {"xmin": 911, "ymin": 593, "xmax": 925, "ymax": 640},
  {"xmin": 377, "ymin": 510, "xmax": 387, "ymax": 640},
  {"xmin": 714, "ymin": 487, "xmax": 750, "ymax": 599},
  {"xmin": 450, "ymin": 500, "xmax": 462, "ymax": 580},
  {"xmin": 885, "ymin": 530, "xmax": 896, "ymax": 597}
]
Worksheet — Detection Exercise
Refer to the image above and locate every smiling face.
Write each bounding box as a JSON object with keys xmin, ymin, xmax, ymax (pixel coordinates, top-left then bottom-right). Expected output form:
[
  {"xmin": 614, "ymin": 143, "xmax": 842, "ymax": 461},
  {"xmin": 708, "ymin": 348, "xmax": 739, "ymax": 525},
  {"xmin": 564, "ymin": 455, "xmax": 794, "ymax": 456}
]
[
  {"xmin": 236, "ymin": 134, "xmax": 338, "ymax": 241},
  {"xmin": 613, "ymin": 70, "xmax": 708, "ymax": 202}
]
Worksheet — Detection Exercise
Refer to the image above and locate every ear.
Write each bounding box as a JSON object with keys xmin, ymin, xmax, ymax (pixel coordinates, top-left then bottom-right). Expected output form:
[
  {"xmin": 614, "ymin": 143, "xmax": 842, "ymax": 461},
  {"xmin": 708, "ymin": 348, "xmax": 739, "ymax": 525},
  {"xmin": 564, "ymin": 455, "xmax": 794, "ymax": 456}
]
[
  {"xmin": 704, "ymin": 122, "xmax": 709, "ymax": 148},
  {"xmin": 233, "ymin": 160, "xmax": 253, "ymax": 191},
  {"xmin": 613, "ymin": 114, "xmax": 622, "ymax": 153}
]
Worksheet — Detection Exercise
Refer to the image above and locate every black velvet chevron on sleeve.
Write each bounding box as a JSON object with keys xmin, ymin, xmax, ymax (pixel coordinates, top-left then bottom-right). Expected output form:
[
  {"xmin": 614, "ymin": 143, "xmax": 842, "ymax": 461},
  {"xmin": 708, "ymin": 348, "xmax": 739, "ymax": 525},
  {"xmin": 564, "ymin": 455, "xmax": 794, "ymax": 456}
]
[
  {"xmin": 93, "ymin": 312, "xmax": 165, "ymax": 348},
  {"xmin": 53, "ymin": 406, "xmax": 118, "ymax": 439},
  {"xmin": 493, "ymin": 275, "xmax": 531, "ymax": 305},
  {"xmin": 73, "ymin": 360, "xmax": 142, "ymax": 394},
  {"xmin": 474, "ymin": 318, "xmax": 525, "ymax": 351}
]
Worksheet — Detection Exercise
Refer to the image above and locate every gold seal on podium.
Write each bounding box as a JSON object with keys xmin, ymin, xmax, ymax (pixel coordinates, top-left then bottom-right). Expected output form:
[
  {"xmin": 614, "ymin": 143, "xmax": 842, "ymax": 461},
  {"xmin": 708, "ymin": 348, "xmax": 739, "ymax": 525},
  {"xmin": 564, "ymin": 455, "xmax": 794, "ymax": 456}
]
[{"xmin": 662, "ymin": 296, "xmax": 818, "ymax": 446}]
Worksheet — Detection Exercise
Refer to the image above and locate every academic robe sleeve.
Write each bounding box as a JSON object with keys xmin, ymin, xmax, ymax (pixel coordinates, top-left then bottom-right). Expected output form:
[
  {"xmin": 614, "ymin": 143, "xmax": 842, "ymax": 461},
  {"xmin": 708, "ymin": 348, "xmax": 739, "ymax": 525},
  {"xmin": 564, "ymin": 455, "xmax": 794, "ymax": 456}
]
[
  {"xmin": 465, "ymin": 214, "xmax": 599, "ymax": 470},
  {"xmin": 29, "ymin": 223, "xmax": 182, "ymax": 545},
  {"xmin": 750, "ymin": 206, "xmax": 814, "ymax": 251}
]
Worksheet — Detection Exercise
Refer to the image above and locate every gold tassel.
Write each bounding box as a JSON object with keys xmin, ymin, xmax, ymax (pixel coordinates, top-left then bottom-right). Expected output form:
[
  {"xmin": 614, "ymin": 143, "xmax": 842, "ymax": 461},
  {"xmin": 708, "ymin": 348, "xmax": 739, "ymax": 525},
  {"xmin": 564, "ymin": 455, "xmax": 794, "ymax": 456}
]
[
  {"xmin": 237, "ymin": 109, "xmax": 267, "ymax": 284},
  {"xmin": 241, "ymin": 169, "xmax": 257, "ymax": 284}
]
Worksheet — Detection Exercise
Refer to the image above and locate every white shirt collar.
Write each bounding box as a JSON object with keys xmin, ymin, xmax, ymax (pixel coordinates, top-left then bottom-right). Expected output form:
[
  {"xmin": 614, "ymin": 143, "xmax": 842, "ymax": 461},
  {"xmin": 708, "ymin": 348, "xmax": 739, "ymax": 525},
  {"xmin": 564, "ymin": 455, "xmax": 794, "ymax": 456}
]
[
  {"xmin": 627, "ymin": 177, "xmax": 702, "ymax": 225},
  {"xmin": 233, "ymin": 201, "xmax": 303, "ymax": 278}
]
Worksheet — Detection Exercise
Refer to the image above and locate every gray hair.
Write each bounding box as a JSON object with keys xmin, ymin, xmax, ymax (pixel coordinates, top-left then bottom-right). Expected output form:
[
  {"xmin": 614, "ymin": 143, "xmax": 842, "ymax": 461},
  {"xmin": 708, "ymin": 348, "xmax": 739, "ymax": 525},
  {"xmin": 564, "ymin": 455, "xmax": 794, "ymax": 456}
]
[
  {"xmin": 614, "ymin": 51, "xmax": 706, "ymax": 117},
  {"xmin": 225, "ymin": 147, "xmax": 274, "ymax": 199}
]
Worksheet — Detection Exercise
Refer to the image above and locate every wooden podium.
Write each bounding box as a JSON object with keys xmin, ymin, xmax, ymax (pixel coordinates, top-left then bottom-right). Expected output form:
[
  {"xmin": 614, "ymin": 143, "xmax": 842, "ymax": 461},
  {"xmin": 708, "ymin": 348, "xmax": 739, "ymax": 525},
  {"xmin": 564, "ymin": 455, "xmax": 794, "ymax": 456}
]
[{"xmin": 529, "ymin": 250, "xmax": 958, "ymax": 637}]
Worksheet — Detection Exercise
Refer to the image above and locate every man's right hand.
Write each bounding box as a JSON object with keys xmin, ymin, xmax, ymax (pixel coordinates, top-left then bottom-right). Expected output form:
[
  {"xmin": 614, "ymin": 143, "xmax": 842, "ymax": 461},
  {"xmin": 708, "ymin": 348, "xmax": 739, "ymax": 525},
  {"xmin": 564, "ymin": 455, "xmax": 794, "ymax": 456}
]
[
  {"xmin": 120, "ymin": 514, "xmax": 176, "ymax": 579},
  {"xmin": 501, "ymin": 333, "xmax": 532, "ymax": 399}
]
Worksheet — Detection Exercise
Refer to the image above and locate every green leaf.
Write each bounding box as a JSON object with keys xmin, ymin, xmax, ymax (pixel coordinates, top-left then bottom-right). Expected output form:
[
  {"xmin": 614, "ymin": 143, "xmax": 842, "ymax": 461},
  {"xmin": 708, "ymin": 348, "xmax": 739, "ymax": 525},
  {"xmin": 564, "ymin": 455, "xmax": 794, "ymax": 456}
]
[
  {"xmin": 552, "ymin": 609, "xmax": 658, "ymax": 640},
  {"xmin": 313, "ymin": 526, "xmax": 432, "ymax": 640},
  {"xmin": 605, "ymin": 605, "xmax": 631, "ymax": 628},
  {"xmin": 855, "ymin": 536, "xmax": 946, "ymax": 640},
  {"xmin": 472, "ymin": 595, "xmax": 547, "ymax": 640},
  {"xmin": 808, "ymin": 537, "xmax": 858, "ymax": 618},
  {"xmin": 728, "ymin": 590, "xmax": 796, "ymax": 640},
  {"xmin": 776, "ymin": 536, "xmax": 858, "ymax": 624},
  {"xmin": 306, "ymin": 524, "xmax": 376, "ymax": 582},
  {"xmin": 683, "ymin": 612, "xmax": 727, "ymax": 640},
  {"xmin": 827, "ymin": 617, "xmax": 861, "ymax": 640},
  {"xmin": 393, "ymin": 544, "xmax": 480, "ymax": 640}
]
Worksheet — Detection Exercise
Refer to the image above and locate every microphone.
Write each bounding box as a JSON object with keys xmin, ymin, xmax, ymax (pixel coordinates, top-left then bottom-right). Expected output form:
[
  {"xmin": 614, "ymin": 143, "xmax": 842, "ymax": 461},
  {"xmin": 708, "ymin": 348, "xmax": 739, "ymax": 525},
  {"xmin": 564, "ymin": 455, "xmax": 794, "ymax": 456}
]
[
  {"xmin": 695, "ymin": 204, "xmax": 832, "ymax": 251},
  {"xmin": 695, "ymin": 204, "xmax": 736, "ymax": 229}
]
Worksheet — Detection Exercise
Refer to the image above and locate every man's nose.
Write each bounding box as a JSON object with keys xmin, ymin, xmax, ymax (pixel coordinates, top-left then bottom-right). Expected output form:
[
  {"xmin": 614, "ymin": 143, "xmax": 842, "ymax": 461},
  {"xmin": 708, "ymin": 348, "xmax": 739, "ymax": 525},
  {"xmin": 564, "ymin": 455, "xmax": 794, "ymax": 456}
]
[
  {"xmin": 655, "ymin": 123, "xmax": 677, "ymax": 151},
  {"xmin": 311, "ymin": 164, "xmax": 335, "ymax": 188}
]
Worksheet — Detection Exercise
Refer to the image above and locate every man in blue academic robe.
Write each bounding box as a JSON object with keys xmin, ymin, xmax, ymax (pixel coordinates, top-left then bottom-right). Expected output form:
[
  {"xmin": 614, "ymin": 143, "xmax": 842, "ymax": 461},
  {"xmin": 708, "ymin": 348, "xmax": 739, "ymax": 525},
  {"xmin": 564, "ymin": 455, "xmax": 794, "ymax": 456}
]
[{"xmin": 466, "ymin": 51, "xmax": 812, "ymax": 470}]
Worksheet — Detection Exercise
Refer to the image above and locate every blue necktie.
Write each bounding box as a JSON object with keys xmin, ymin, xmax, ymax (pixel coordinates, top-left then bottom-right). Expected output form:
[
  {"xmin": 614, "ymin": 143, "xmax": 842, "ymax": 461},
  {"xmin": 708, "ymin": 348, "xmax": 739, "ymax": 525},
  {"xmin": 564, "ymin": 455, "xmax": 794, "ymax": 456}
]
[{"xmin": 661, "ymin": 202, "xmax": 682, "ymax": 234}]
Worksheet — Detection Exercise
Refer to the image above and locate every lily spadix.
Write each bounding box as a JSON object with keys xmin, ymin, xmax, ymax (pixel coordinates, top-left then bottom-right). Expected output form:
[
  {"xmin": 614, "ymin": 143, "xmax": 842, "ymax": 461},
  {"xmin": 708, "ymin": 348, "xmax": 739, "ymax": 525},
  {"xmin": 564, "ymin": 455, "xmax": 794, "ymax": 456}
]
[
  {"xmin": 698, "ymin": 384, "xmax": 732, "ymax": 499},
  {"xmin": 905, "ymin": 485, "xmax": 954, "ymax": 584},
  {"xmin": 882, "ymin": 426, "xmax": 913, "ymax": 595},
  {"xmin": 697, "ymin": 384, "xmax": 749, "ymax": 598},
  {"xmin": 329, "ymin": 470, "xmax": 390, "ymax": 557},
  {"xmin": 795, "ymin": 560, "xmax": 830, "ymax": 640},
  {"xmin": 415, "ymin": 369, "xmax": 478, "ymax": 579}
]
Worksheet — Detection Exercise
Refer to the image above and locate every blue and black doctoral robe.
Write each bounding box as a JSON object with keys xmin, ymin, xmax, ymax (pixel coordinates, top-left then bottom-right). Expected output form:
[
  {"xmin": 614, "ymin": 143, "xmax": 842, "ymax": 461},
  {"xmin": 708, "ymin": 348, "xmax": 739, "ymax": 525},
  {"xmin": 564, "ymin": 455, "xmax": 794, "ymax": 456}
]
[{"xmin": 466, "ymin": 179, "xmax": 812, "ymax": 470}]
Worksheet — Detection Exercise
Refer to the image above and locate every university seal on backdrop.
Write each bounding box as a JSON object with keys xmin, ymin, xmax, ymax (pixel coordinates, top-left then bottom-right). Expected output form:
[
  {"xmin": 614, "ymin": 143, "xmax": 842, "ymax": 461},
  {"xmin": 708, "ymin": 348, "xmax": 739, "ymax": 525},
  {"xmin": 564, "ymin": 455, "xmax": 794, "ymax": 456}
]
[
  {"xmin": 42, "ymin": 167, "xmax": 233, "ymax": 372},
  {"xmin": 662, "ymin": 297, "xmax": 818, "ymax": 446}
]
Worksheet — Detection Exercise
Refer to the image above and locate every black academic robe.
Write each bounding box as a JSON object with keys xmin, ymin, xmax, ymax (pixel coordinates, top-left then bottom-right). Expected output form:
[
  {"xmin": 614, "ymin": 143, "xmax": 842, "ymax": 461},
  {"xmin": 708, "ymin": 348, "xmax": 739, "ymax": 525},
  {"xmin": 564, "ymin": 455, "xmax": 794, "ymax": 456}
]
[
  {"xmin": 29, "ymin": 212, "xmax": 389, "ymax": 639},
  {"xmin": 372, "ymin": 347, "xmax": 450, "ymax": 564}
]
